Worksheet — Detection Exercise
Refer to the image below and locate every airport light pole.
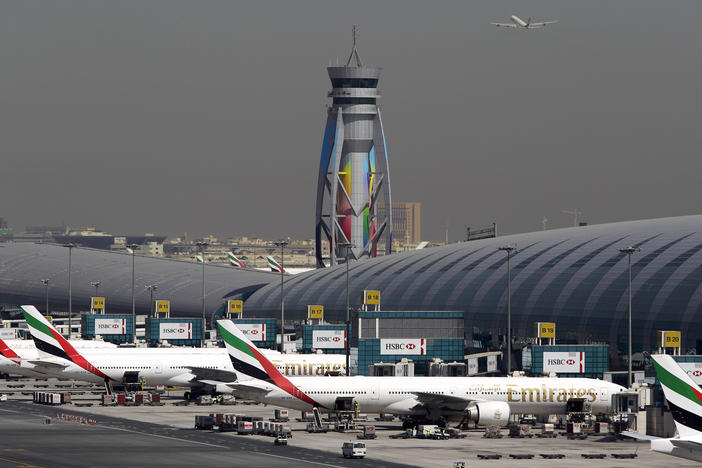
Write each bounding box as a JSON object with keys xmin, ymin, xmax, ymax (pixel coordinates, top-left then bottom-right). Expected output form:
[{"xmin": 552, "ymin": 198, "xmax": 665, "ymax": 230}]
[
  {"xmin": 498, "ymin": 244, "xmax": 517, "ymax": 375},
  {"xmin": 619, "ymin": 246, "xmax": 640, "ymax": 388},
  {"xmin": 274, "ymin": 240, "xmax": 288, "ymax": 352},
  {"xmin": 40, "ymin": 279, "xmax": 50, "ymax": 316},
  {"xmin": 127, "ymin": 244, "xmax": 139, "ymax": 343},
  {"xmin": 338, "ymin": 242, "xmax": 355, "ymax": 376},
  {"xmin": 90, "ymin": 281, "xmax": 100, "ymax": 297},
  {"xmin": 63, "ymin": 243, "xmax": 75, "ymax": 338},
  {"xmin": 196, "ymin": 241, "xmax": 209, "ymax": 346},
  {"xmin": 145, "ymin": 284, "xmax": 158, "ymax": 317}
]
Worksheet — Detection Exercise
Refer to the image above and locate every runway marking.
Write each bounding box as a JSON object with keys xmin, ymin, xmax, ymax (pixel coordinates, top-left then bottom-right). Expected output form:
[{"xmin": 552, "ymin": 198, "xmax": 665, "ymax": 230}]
[
  {"xmin": 0, "ymin": 454, "xmax": 43, "ymax": 467},
  {"xmin": 103, "ymin": 426, "xmax": 229, "ymax": 448},
  {"xmin": 248, "ymin": 451, "xmax": 345, "ymax": 468}
]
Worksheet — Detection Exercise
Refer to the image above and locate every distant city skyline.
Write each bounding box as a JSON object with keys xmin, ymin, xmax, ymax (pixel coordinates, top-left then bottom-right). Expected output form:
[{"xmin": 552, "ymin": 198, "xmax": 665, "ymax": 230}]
[{"xmin": 1, "ymin": 1, "xmax": 700, "ymax": 242}]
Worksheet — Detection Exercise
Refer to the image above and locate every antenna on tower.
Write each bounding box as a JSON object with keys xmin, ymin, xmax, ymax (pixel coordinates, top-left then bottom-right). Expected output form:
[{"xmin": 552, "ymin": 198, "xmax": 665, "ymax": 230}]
[{"xmin": 345, "ymin": 24, "xmax": 363, "ymax": 67}]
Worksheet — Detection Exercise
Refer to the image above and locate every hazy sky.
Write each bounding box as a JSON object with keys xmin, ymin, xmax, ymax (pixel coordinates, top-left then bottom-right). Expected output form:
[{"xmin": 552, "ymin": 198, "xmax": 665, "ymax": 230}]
[{"xmin": 1, "ymin": 1, "xmax": 700, "ymax": 242}]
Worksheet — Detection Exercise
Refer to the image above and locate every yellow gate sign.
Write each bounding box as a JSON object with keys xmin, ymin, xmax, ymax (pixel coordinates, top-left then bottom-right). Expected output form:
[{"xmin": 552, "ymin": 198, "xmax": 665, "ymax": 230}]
[
  {"xmin": 658, "ymin": 330, "xmax": 681, "ymax": 348},
  {"xmin": 363, "ymin": 290, "xmax": 380, "ymax": 306},
  {"xmin": 227, "ymin": 300, "xmax": 243, "ymax": 315},
  {"xmin": 535, "ymin": 322, "xmax": 556, "ymax": 339},
  {"xmin": 155, "ymin": 300, "xmax": 170, "ymax": 315},
  {"xmin": 91, "ymin": 297, "xmax": 105, "ymax": 310},
  {"xmin": 307, "ymin": 305, "xmax": 324, "ymax": 320}
]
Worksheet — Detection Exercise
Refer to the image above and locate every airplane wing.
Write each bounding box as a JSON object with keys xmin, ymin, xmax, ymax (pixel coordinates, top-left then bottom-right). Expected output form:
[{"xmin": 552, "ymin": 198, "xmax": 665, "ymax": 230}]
[
  {"xmin": 184, "ymin": 366, "xmax": 239, "ymax": 383},
  {"xmin": 670, "ymin": 439, "xmax": 702, "ymax": 449},
  {"xmin": 528, "ymin": 21, "xmax": 558, "ymax": 28},
  {"xmin": 411, "ymin": 392, "xmax": 478, "ymax": 410},
  {"xmin": 27, "ymin": 360, "xmax": 69, "ymax": 371},
  {"xmin": 225, "ymin": 382, "xmax": 274, "ymax": 400},
  {"xmin": 621, "ymin": 430, "xmax": 659, "ymax": 441},
  {"xmin": 491, "ymin": 22, "xmax": 518, "ymax": 28}
]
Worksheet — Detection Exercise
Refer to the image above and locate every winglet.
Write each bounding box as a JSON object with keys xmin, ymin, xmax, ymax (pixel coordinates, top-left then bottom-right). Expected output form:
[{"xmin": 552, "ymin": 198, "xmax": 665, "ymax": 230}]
[
  {"xmin": 217, "ymin": 320, "xmax": 323, "ymax": 407},
  {"xmin": 651, "ymin": 354, "xmax": 702, "ymax": 437},
  {"xmin": 21, "ymin": 305, "xmax": 108, "ymax": 379}
]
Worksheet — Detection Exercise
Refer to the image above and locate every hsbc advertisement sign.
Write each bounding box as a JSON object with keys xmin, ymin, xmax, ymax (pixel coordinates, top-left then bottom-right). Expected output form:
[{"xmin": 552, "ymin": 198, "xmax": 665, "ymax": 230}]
[
  {"xmin": 237, "ymin": 323, "xmax": 267, "ymax": 342},
  {"xmin": 380, "ymin": 338, "xmax": 426, "ymax": 355},
  {"xmin": 95, "ymin": 318, "xmax": 127, "ymax": 335},
  {"xmin": 312, "ymin": 330, "xmax": 347, "ymax": 349},
  {"xmin": 543, "ymin": 352, "xmax": 585, "ymax": 373},
  {"xmin": 159, "ymin": 322, "xmax": 193, "ymax": 339},
  {"xmin": 677, "ymin": 362, "xmax": 702, "ymax": 385}
]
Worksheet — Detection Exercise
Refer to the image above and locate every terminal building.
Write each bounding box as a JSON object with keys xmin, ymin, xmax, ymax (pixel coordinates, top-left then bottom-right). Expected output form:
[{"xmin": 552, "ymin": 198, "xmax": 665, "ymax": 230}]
[
  {"xmin": 244, "ymin": 215, "xmax": 702, "ymax": 370},
  {"xmin": 1, "ymin": 215, "xmax": 702, "ymax": 374}
]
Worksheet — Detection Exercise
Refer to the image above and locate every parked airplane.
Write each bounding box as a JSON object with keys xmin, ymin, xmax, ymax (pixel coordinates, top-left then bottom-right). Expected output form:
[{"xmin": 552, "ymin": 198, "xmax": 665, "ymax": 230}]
[
  {"xmin": 0, "ymin": 337, "xmax": 116, "ymax": 378},
  {"xmin": 228, "ymin": 252, "xmax": 246, "ymax": 268},
  {"xmin": 491, "ymin": 15, "xmax": 557, "ymax": 29},
  {"xmin": 266, "ymin": 256, "xmax": 286, "ymax": 274},
  {"xmin": 20, "ymin": 306, "xmax": 345, "ymax": 394},
  {"xmin": 625, "ymin": 354, "xmax": 702, "ymax": 462},
  {"xmin": 218, "ymin": 320, "xmax": 625, "ymax": 427}
]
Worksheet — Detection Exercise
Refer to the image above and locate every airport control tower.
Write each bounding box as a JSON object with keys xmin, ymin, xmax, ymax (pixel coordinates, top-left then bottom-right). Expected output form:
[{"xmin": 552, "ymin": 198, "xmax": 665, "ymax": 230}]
[{"xmin": 314, "ymin": 27, "xmax": 392, "ymax": 267}]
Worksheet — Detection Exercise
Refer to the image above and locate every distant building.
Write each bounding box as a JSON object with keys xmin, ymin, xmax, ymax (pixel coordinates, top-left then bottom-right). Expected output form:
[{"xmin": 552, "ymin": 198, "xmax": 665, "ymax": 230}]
[{"xmin": 378, "ymin": 202, "xmax": 421, "ymax": 246}]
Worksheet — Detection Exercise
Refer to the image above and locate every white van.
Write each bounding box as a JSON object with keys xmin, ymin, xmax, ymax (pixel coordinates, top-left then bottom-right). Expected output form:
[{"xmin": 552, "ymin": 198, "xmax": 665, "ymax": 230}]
[{"xmin": 342, "ymin": 442, "xmax": 366, "ymax": 459}]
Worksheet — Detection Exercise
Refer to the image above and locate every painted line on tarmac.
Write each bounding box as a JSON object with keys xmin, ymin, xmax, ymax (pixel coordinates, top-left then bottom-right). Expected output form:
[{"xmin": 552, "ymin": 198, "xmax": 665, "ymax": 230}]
[
  {"xmin": 248, "ymin": 450, "xmax": 346, "ymax": 468},
  {"xmin": 0, "ymin": 454, "xmax": 43, "ymax": 468},
  {"xmin": 100, "ymin": 425, "xmax": 230, "ymax": 449}
]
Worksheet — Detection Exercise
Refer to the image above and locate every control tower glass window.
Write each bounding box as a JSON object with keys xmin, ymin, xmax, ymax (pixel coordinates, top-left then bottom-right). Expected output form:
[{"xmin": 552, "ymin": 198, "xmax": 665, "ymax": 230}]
[
  {"xmin": 331, "ymin": 78, "xmax": 379, "ymax": 88},
  {"xmin": 332, "ymin": 97, "xmax": 377, "ymax": 105}
]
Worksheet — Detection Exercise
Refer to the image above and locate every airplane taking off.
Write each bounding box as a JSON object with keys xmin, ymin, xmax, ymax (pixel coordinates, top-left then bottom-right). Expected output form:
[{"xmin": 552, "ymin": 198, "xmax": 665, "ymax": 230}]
[
  {"xmin": 624, "ymin": 354, "xmax": 702, "ymax": 463},
  {"xmin": 218, "ymin": 320, "xmax": 625, "ymax": 427},
  {"xmin": 491, "ymin": 15, "xmax": 557, "ymax": 29}
]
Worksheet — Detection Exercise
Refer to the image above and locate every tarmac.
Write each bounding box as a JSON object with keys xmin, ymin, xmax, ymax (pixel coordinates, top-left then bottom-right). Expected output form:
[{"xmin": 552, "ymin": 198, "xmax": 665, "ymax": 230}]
[{"xmin": 1, "ymin": 378, "xmax": 699, "ymax": 468}]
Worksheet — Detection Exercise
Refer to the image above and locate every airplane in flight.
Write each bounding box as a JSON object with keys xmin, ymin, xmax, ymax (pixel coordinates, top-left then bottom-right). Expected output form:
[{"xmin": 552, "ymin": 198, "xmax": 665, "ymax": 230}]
[
  {"xmin": 491, "ymin": 15, "xmax": 557, "ymax": 29},
  {"xmin": 624, "ymin": 354, "xmax": 702, "ymax": 462},
  {"xmin": 19, "ymin": 306, "xmax": 345, "ymax": 395},
  {"xmin": 218, "ymin": 320, "xmax": 626, "ymax": 428}
]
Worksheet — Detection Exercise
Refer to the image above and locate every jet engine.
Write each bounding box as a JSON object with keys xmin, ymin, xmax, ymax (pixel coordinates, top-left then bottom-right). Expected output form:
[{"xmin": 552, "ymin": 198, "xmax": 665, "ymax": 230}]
[{"xmin": 465, "ymin": 401, "xmax": 510, "ymax": 427}]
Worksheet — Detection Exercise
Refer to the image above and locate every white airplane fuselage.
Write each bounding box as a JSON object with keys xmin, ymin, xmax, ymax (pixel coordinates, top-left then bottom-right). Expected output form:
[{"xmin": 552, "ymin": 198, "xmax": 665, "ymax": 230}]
[
  {"xmin": 237, "ymin": 375, "xmax": 625, "ymax": 416},
  {"xmin": 511, "ymin": 15, "xmax": 528, "ymax": 27},
  {"xmin": 0, "ymin": 339, "xmax": 116, "ymax": 378}
]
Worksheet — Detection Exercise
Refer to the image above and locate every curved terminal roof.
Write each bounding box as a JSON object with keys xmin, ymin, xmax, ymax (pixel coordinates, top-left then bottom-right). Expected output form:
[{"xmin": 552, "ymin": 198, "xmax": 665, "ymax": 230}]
[
  {"xmin": 244, "ymin": 215, "xmax": 702, "ymax": 352},
  {"xmin": 0, "ymin": 242, "xmax": 276, "ymax": 318}
]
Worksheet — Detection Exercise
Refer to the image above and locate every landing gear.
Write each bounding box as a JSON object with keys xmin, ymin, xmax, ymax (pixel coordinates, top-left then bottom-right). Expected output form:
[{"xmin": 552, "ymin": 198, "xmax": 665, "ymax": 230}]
[{"xmin": 184, "ymin": 391, "xmax": 192, "ymax": 401}]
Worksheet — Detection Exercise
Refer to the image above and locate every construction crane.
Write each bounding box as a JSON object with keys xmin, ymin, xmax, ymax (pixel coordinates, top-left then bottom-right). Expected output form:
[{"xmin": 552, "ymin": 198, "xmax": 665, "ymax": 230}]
[{"xmin": 562, "ymin": 209, "xmax": 582, "ymax": 227}]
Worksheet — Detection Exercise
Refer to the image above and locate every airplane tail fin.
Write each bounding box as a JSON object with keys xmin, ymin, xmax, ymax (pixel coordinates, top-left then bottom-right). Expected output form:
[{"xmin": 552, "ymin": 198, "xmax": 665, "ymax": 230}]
[
  {"xmin": 0, "ymin": 338, "xmax": 22, "ymax": 366},
  {"xmin": 216, "ymin": 320, "xmax": 321, "ymax": 407},
  {"xmin": 266, "ymin": 256, "xmax": 286, "ymax": 274},
  {"xmin": 22, "ymin": 305, "xmax": 72, "ymax": 360},
  {"xmin": 228, "ymin": 252, "xmax": 245, "ymax": 268},
  {"xmin": 651, "ymin": 354, "xmax": 702, "ymax": 437},
  {"xmin": 21, "ymin": 305, "xmax": 108, "ymax": 379}
]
